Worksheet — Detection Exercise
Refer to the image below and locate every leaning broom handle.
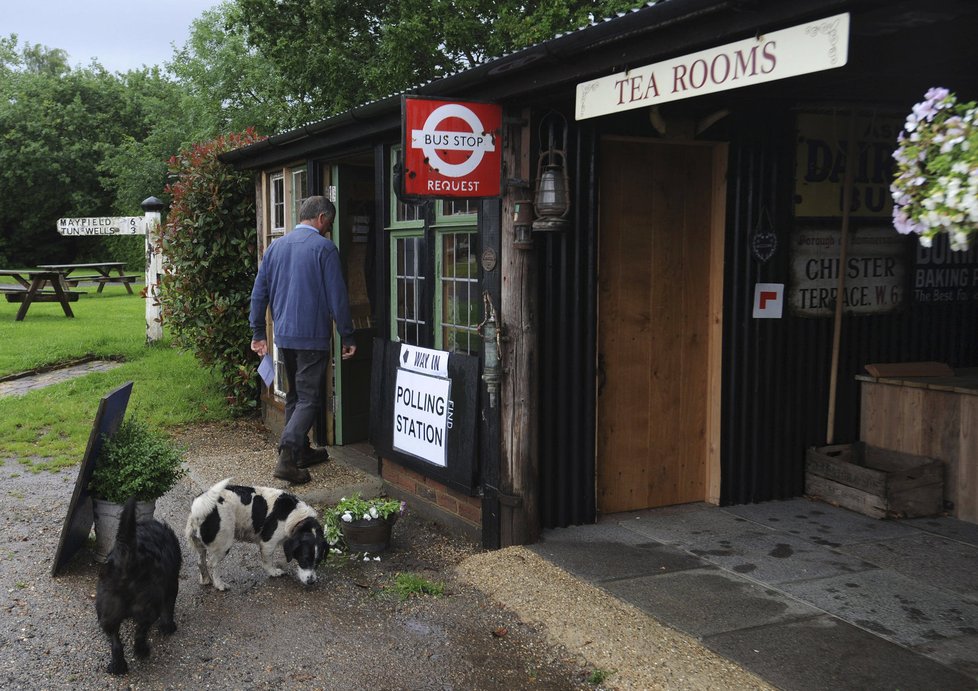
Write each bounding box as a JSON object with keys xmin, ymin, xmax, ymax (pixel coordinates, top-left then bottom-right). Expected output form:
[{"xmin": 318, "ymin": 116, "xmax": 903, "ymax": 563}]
[{"xmin": 827, "ymin": 112, "xmax": 858, "ymax": 445}]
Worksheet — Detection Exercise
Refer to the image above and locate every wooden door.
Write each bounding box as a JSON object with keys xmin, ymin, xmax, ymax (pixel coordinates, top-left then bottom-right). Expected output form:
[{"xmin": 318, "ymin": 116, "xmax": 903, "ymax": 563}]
[{"xmin": 597, "ymin": 138, "xmax": 725, "ymax": 513}]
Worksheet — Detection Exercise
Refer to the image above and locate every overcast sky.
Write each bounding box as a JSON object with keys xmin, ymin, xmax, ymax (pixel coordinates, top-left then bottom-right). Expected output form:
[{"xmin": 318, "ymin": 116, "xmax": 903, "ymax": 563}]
[{"xmin": 5, "ymin": 0, "xmax": 222, "ymax": 73}]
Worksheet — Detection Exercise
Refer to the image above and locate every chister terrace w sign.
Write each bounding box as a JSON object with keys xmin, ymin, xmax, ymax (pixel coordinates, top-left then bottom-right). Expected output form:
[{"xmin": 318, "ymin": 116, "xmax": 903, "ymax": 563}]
[
  {"xmin": 576, "ymin": 13, "xmax": 849, "ymax": 120},
  {"xmin": 402, "ymin": 96, "xmax": 502, "ymax": 198}
]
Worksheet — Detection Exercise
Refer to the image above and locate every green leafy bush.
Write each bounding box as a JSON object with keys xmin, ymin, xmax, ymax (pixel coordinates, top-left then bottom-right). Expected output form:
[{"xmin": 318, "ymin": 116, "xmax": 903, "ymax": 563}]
[
  {"xmin": 90, "ymin": 417, "xmax": 186, "ymax": 503},
  {"xmin": 158, "ymin": 129, "xmax": 265, "ymax": 414}
]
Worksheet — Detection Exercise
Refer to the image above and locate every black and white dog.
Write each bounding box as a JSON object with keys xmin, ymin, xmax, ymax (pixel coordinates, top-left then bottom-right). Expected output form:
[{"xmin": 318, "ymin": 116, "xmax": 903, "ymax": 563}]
[
  {"xmin": 95, "ymin": 497, "xmax": 182, "ymax": 675},
  {"xmin": 184, "ymin": 478, "xmax": 328, "ymax": 590}
]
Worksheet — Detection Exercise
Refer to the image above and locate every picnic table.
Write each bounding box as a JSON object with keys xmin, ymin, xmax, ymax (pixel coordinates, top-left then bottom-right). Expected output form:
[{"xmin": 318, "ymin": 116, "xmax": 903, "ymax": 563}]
[
  {"xmin": 0, "ymin": 268, "xmax": 81, "ymax": 320},
  {"xmin": 37, "ymin": 262, "xmax": 137, "ymax": 294}
]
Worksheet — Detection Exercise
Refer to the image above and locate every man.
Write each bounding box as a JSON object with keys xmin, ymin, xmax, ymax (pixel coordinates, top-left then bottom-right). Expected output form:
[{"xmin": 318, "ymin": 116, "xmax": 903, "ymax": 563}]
[{"xmin": 249, "ymin": 196, "xmax": 356, "ymax": 484}]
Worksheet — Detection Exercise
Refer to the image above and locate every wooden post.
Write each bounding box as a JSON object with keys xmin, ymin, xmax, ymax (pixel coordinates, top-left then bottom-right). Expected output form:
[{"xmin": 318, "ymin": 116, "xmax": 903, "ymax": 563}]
[
  {"xmin": 141, "ymin": 196, "xmax": 165, "ymax": 344},
  {"xmin": 498, "ymin": 107, "xmax": 540, "ymax": 545},
  {"xmin": 826, "ymin": 113, "xmax": 858, "ymax": 444}
]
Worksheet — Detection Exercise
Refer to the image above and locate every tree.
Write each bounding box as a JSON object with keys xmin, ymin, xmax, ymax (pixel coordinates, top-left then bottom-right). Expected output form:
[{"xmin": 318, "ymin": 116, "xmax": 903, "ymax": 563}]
[
  {"xmin": 233, "ymin": 0, "xmax": 643, "ymax": 116},
  {"xmin": 0, "ymin": 39, "xmax": 145, "ymax": 265},
  {"xmin": 159, "ymin": 130, "xmax": 265, "ymax": 413},
  {"xmin": 0, "ymin": 36, "xmax": 204, "ymax": 267},
  {"xmin": 168, "ymin": 3, "xmax": 312, "ymax": 135}
]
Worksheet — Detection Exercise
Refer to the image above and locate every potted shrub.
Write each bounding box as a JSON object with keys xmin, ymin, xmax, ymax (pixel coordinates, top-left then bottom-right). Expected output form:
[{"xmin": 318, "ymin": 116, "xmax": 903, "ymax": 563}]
[
  {"xmin": 323, "ymin": 493, "xmax": 406, "ymax": 554},
  {"xmin": 88, "ymin": 416, "xmax": 186, "ymax": 562}
]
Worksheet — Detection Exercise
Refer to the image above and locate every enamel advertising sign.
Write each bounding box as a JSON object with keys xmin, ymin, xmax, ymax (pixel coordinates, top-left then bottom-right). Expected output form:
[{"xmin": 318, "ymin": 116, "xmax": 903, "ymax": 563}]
[{"xmin": 402, "ymin": 97, "xmax": 502, "ymax": 198}]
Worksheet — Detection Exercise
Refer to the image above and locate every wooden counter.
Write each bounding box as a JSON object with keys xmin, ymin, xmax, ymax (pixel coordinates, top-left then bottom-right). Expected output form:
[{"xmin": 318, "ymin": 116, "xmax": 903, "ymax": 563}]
[{"xmin": 857, "ymin": 369, "xmax": 978, "ymax": 523}]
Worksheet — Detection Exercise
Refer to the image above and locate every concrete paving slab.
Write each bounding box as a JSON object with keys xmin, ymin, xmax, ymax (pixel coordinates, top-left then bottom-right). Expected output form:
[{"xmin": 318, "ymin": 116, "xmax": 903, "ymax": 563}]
[
  {"xmin": 722, "ymin": 498, "xmax": 916, "ymax": 547},
  {"xmin": 0, "ymin": 360, "xmax": 121, "ymax": 397},
  {"xmin": 684, "ymin": 530, "xmax": 878, "ymax": 585},
  {"xmin": 911, "ymin": 632, "xmax": 978, "ymax": 679},
  {"xmin": 529, "ymin": 535, "xmax": 704, "ymax": 582},
  {"xmin": 840, "ymin": 533, "xmax": 978, "ymax": 603},
  {"xmin": 616, "ymin": 505, "xmax": 776, "ymax": 549},
  {"xmin": 704, "ymin": 614, "xmax": 977, "ymax": 691},
  {"xmin": 906, "ymin": 516, "xmax": 978, "ymax": 547},
  {"xmin": 600, "ymin": 567, "xmax": 821, "ymax": 638},
  {"xmin": 539, "ymin": 522, "xmax": 663, "ymax": 546},
  {"xmin": 778, "ymin": 568, "xmax": 978, "ymax": 647}
]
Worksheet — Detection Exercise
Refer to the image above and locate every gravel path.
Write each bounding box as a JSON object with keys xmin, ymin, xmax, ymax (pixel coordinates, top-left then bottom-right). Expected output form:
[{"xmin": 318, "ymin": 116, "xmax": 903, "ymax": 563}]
[{"xmin": 0, "ymin": 420, "xmax": 770, "ymax": 690}]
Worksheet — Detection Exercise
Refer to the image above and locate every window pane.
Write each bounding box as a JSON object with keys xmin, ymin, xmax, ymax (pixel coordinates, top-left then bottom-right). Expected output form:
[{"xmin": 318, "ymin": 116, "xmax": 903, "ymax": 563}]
[
  {"xmin": 393, "ymin": 236, "xmax": 426, "ymax": 345},
  {"xmin": 440, "ymin": 230, "xmax": 480, "ymax": 355},
  {"xmin": 271, "ymin": 175, "xmax": 285, "ymax": 232},
  {"xmin": 291, "ymin": 169, "xmax": 307, "ymax": 225},
  {"xmin": 442, "ymin": 199, "xmax": 478, "ymax": 217}
]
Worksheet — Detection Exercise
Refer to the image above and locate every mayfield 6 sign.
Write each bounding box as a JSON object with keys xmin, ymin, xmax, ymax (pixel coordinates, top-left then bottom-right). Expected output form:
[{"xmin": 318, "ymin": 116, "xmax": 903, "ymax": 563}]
[{"xmin": 402, "ymin": 96, "xmax": 502, "ymax": 198}]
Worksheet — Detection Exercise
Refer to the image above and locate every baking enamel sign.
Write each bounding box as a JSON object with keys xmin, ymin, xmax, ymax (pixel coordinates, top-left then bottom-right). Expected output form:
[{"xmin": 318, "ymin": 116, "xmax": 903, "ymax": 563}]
[
  {"xmin": 393, "ymin": 344, "xmax": 452, "ymax": 467},
  {"xmin": 402, "ymin": 97, "xmax": 502, "ymax": 198}
]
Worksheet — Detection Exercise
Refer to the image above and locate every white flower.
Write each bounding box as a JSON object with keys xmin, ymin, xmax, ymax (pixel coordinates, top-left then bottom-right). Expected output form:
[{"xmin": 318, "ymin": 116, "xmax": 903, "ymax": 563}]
[
  {"xmin": 369, "ymin": 507, "xmax": 379, "ymax": 519},
  {"xmin": 892, "ymin": 88, "xmax": 978, "ymax": 251},
  {"xmin": 341, "ymin": 511, "xmax": 353, "ymax": 522},
  {"xmin": 362, "ymin": 512, "xmax": 371, "ymax": 520}
]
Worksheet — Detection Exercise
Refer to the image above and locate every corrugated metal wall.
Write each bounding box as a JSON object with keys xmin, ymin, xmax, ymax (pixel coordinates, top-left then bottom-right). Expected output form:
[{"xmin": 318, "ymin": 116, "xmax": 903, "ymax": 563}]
[
  {"xmin": 720, "ymin": 106, "xmax": 978, "ymax": 505},
  {"xmin": 538, "ymin": 122, "xmax": 598, "ymax": 528},
  {"xmin": 538, "ymin": 106, "xmax": 978, "ymax": 526}
]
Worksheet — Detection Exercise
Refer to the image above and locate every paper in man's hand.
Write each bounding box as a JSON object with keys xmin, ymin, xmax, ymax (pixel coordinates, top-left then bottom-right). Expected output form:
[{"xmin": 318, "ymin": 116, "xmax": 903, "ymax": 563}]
[{"xmin": 258, "ymin": 354, "xmax": 274, "ymax": 387}]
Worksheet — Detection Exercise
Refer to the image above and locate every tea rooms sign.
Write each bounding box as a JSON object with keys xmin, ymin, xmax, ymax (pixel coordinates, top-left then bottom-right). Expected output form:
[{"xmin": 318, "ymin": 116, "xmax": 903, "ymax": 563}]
[{"xmin": 576, "ymin": 13, "xmax": 849, "ymax": 120}]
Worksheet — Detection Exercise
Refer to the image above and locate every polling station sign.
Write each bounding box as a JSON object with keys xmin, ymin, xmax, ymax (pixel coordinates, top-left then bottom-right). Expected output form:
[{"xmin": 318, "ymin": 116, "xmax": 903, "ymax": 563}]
[
  {"xmin": 370, "ymin": 338, "xmax": 479, "ymax": 495},
  {"xmin": 402, "ymin": 96, "xmax": 502, "ymax": 198},
  {"xmin": 393, "ymin": 368, "xmax": 451, "ymax": 467}
]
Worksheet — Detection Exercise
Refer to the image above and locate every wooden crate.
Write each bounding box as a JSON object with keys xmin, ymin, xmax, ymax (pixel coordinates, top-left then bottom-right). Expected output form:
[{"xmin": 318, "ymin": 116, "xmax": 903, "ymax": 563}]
[{"xmin": 805, "ymin": 442, "xmax": 943, "ymax": 519}]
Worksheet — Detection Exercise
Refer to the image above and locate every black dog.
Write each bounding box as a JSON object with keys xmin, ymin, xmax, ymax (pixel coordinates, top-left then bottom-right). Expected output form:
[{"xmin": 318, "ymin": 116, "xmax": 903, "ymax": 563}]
[{"xmin": 95, "ymin": 497, "xmax": 182, "ymax": 675}]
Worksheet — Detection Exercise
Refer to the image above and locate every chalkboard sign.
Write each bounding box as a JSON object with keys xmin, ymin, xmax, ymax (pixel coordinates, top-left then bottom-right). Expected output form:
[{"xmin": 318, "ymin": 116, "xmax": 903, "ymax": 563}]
[{"xmin": 51, "ymin": 381, "xmax": 133, "ymax": 576}]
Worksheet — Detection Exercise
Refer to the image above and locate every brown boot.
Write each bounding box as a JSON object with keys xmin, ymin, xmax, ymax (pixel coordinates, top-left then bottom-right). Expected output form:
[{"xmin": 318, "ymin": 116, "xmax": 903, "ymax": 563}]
[
  {"xmin": 273, "ymin": 446, "xmax": 311, "ymax": 484},
  {"xmin": 297, "ymin": 445, "xmax": 330, "ymax": 469}
]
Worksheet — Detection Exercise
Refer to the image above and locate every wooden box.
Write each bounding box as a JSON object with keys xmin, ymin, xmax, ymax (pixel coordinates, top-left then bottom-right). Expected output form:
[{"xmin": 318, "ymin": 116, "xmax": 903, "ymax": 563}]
[{"xmin": 805, "ymin": 442, "xmax": 943, "ymax": 519}]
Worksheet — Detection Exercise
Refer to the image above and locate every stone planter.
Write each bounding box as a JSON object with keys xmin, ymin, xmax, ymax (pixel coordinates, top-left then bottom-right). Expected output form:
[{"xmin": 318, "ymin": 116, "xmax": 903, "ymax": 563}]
[
  {"xmin": 91, "ymin": 497, "xmax": 156, "ymax": 563},
  {"xmin": 340, "ymin": 514, "xmax": 398, "ymax": 553}
]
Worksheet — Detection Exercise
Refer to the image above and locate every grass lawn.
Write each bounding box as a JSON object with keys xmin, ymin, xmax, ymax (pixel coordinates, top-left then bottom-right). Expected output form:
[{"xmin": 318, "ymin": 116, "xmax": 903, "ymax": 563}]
[{"xmin": 0, "ymin": 282, "xmax": 236, "ymax": 471}]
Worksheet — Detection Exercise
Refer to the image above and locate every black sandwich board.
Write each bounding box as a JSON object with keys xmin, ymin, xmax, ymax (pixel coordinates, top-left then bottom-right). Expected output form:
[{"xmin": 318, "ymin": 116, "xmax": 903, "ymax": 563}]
[{"xmin": 50, "ymin": 381, "xmax": 133, "ymax": 576}]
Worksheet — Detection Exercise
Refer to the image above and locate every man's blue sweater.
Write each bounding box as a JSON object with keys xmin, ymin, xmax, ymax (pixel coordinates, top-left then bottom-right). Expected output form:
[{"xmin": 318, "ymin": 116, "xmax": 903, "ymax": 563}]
[{"xmin": 249, "ymin": 225, "xmax": 355, "ymax": 351}]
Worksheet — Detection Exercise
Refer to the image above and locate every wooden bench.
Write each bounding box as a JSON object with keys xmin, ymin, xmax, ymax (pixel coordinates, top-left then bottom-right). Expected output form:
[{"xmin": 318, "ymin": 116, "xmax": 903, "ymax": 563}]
[
  {"xmin": 65, "ymin": 274, "xmax": 137, "ymax": 293},
  {"xmin": 3, "ymin": 288, "xmax": 84, "ymax": 303}
]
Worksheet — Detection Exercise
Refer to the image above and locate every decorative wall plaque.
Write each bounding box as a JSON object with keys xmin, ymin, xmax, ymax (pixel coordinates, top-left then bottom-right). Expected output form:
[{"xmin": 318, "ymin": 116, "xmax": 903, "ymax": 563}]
[{"xmin": 481, "ymin": 247, "xmax": 497, "ymax": 273}]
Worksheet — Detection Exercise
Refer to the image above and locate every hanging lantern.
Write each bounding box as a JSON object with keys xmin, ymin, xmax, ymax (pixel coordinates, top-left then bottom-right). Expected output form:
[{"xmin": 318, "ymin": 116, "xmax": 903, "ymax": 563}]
[
  {"xmin": 532, "ymin": 111, "xmax": 571, "ymax": 233},
  {"xmin": 513, "ymin": 199, "xmax": 534, "ymax": 249}
]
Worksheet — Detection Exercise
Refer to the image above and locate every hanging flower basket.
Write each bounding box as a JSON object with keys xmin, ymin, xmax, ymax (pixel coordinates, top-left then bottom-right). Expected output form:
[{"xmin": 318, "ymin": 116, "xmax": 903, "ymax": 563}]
[{"xmin": 891, "ymin": 87, "xmax": 978, "ymax": 251}]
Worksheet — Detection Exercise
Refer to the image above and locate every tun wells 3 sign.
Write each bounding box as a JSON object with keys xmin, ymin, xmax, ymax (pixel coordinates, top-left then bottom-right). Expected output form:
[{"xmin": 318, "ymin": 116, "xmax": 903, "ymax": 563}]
[{"xmin": 402, "ymin": 96, "xmax": 503, "ymax": 198}]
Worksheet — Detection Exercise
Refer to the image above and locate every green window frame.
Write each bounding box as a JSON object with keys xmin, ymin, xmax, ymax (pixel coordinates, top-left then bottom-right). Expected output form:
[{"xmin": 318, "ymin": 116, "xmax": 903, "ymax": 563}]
[
  {"xmin": 434, "ymin": 227, "xmax": 480, "ymax": 354},
  {"xmin": 387, "ymin": 147, "xmax": 481, "ymax": 353},
  {"xmin": 389, "ymin": 230, "xmax": 426, "ymax": 345}
]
